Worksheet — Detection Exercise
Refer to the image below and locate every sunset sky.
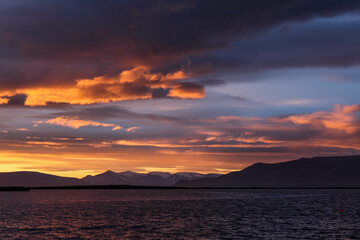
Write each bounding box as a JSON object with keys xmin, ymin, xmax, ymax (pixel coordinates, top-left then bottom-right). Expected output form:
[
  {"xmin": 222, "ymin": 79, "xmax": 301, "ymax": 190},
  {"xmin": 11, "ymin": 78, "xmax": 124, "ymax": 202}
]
[{"xmin": 0, "ymin": 0, "xmax": 359, "ymax": 177}]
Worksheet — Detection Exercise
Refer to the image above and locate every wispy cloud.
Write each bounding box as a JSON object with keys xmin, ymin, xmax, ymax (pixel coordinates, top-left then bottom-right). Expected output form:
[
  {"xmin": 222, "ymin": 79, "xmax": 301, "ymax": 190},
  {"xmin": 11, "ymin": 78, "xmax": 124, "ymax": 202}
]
[
  {"xmin": 127, "ymin": 127, "xmax": 141, "ymax": 132},
  {"xmin": 284, "ymin": 104, "xmax": 360, "ymax": 134},
  {"xmin": 34, "ymin": 116, "xmax": 122, "ymax": 131}
]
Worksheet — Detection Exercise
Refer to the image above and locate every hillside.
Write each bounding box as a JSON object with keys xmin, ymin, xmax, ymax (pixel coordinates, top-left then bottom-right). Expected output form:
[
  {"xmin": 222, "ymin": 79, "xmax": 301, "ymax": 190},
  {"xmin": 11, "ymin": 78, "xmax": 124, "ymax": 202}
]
[
  {"xmin": 82, "ymin": 171, "xmax": 221, "ymax": 186},
  {"xmin": 175, "ymin": 155, "xmax": 360, "ymax": 188},
  {"xmin": 0, "ymin": 171, "xmax": 87, "ymax": 187}
]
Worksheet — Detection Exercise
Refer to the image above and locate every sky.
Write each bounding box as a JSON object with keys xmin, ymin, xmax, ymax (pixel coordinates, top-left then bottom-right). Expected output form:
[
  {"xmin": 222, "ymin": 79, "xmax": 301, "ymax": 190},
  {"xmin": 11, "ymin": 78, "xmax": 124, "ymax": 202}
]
[{"xmin": 0, "ymin": 0, "xmax": 359, "ymax": 177}]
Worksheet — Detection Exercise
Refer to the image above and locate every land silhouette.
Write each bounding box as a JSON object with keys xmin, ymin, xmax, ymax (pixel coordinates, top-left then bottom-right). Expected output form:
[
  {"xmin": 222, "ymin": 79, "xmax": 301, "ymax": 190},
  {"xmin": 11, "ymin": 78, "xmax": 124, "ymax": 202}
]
[
  {"xmin": 82, "ymin": 171, "xmax": 221, "ymax": 186},
  {"xmin": 0, "ymin": 171, "xmax": 86, "ymax": 187},
  {"xmin": 1, "ymin": 155, "xmax": 360, "ymax": 189},
  {"xmin": 176, "ymin": 155, "xmax": 360, "ymax": 188}
]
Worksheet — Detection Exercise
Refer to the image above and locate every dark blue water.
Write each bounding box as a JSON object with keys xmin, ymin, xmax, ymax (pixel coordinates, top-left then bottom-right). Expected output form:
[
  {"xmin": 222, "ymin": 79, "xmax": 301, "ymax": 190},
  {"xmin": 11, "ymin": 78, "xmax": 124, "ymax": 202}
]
[{"xmin": 0, "ymin": 189, "xmax": 360, "ymax": 239}]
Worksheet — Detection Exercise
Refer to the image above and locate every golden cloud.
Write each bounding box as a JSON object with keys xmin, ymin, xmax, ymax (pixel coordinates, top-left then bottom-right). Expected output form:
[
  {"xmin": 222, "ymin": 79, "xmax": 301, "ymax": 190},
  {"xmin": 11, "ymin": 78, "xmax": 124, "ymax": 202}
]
[
  {"xmin": 0, "ymin": 66, "xmax": 203, "ymax": 106},
  {"xmin": 0, "ymin": 104, "xmax": 359, "ymax": 178},
  {"xmin": 286, "ymin": 104, "xmax": 360, "ymax": 134},
  {"xmin": 168, "ymin": 82, "xmax": 205, "ymax": 99},
  {"xmin": 34, "ymin": 116, "xmax": 122, "ymax": 130},
  {"xmin": 0, "ymin": 98, "xmax": 9, "ymax": 105},
  {"xmin": 126, "ymin": 126, "xmax": 141, "ymax": 132}
]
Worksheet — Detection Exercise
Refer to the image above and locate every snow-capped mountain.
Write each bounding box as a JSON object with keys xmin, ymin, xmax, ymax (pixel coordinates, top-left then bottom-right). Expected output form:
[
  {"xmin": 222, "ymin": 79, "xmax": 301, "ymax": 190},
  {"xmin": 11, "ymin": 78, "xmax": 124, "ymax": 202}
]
[{"xmin": 82, "ymin": 171, "xmax": 222, "ymax": 186}]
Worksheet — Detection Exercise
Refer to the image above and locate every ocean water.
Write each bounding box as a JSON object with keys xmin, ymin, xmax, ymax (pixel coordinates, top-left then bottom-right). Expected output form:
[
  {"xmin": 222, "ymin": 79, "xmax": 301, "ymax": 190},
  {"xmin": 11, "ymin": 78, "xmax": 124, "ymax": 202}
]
[{"xmin": 0, "ymin": 189, "xmax": 360, "ymax": 239}]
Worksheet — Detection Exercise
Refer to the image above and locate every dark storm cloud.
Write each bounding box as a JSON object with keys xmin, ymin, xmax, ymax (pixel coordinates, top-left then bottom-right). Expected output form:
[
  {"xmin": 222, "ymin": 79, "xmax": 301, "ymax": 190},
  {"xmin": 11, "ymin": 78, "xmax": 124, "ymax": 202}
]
[
  {"xmin": 188, "ymin": 17, "xmax": 360, "ymax": 75},
  {"xmin": 151, "ymin": 88, "xmax": 170, "ymax": 99},
  {"xmin": 0, "ymin": 94, "xmax": 26, "ymax": 107},
  {"xmin": 175, "ymin": 82, "xmax": 203, "ymax": 91},
  {"xmin": 0, "ymin": 0, "xmax": 359, "ymax": 90},
  {"xmin": 0, "ymin": 94, "xmax": 73, "ymax": 109}
]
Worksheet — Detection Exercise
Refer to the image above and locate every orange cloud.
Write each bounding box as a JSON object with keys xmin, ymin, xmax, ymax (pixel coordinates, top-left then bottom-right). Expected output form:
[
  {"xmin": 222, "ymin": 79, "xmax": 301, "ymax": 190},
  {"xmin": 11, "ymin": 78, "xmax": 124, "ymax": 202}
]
[
  {"xmin": 112, "ymin": 126, "xmax": 123, "ymax": 131},
  {"xmin": 34, "ymin": 116, "xmax": 122, "ymax": 130},
  {"xmin": 0, "ymin": 98, "xmax": 9, "ymax": 105},
  {"xmin": 113, "ymin": 140, "xmax": 181, "ymax": 148},
  {"xmin": 127, "ymin": 127, "xmax": 141, "ymax": 132},
  {"xmin": 16, "ymin": 128, "xmax": 29, "ymax": 131},
  {"xmin": 0, "ymin": 66, "xmax": 201, "ymax": 106},
  {"xmin": 286, "ymin": 104, "xmax": 360, "ymax": 134},
  {"xmin": 168, "ymin": 82, "xmax": 205, "ymax": 99},
  {"xmin": 1, "ymin": 104, "xmax": 359, "ymax": 178}
]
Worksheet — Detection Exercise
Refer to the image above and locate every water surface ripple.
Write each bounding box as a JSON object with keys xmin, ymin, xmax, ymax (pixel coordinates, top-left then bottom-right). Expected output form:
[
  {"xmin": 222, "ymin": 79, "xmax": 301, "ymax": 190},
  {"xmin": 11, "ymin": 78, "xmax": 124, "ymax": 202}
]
[{"xmin": 0, "ymin": 189, "xmax": 359, "ymax": 239}]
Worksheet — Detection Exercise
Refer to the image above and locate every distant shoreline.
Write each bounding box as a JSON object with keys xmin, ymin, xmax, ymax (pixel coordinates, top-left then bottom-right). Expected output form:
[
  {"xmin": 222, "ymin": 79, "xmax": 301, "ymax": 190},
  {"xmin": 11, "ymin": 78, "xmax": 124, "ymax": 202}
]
[
  {"xmin": 0, "ymin": 187, "xmax": 30, "ymax": 191},
  {"xmin": 2, "ymin": 185, "xmax": 360, "ymax": 191}
]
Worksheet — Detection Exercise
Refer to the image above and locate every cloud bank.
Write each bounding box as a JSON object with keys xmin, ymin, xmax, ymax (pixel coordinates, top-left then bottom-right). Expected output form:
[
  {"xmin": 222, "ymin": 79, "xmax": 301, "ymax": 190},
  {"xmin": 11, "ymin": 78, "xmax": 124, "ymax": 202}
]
[{"xmin": 0, "ymin": 0, "xmax": 359, "ymax": 106}]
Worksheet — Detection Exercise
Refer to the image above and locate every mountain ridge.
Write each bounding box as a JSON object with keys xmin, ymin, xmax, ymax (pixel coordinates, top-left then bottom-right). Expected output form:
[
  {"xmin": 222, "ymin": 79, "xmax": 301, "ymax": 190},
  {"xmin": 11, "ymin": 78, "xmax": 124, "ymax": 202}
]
[
  {"xmin": 0, "ymin": 170, "xmax": 221, "ymax": 187},
  {"xmin": 0, "ymin": 171, "xmax": 87, "ymax": 187},
  {"xmin": 82, "ymin": 171, "xmax": 221, "ymax": 186},
  {"xmin": 2, "ymin": 155, "xmax": 360, "ymax": 188},
  {"xmin": 175, "ymin": 155, "xmax": 360, "ymax": 188}
]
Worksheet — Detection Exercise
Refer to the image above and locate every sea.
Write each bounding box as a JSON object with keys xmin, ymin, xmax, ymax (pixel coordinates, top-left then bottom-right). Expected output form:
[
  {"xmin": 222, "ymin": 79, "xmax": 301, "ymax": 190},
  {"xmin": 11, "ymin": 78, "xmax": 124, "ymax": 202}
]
[{"xmin": 0, "ymin": 189, "xmax": 360, "ymax": 239}]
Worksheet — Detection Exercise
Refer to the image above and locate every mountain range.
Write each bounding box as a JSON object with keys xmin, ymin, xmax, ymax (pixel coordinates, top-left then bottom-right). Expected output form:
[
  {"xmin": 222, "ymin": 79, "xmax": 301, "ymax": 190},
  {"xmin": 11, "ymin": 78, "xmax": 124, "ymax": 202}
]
[
  {"xmin": 1, "ymin": 155, "xmax": 360, "ymax": 188},
  {"xmin": 0, "ymin": 171, "xmax": 86, "ymax": 187},
  {"xmin": 0, "ymin": 170, "xmax": 221, "ymax": 187},
  {"xmin": 82, "ymin": 171, "xmax": 221, "ymax": 186},
  {"xmin": 175, "ymin": 155, "xmax": 360, "ymax": 188}
]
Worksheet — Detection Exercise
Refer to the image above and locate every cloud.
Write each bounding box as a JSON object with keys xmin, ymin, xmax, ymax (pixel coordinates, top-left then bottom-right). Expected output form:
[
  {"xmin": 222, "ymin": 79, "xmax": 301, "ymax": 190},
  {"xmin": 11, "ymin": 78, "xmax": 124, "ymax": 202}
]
[
  {"xmin": 0, "ymin": 66, "xmax": 204, "ymax": 106},
  {"xmin": 97, "ymin": 104, "xmax": 360, "ymax": 155},
  {"xmin": 284, "ymin": 104, "xmax": 360, "ymax": 134},
  {"xmin": 151, "ymin": 88, "xmax": 170, "ymax": 99},
  {"xmin": 71, "ymin": 104, "xmax": 360, "ymax": 153},
  {"xmin": 15, "ymin": 128, "xmax": 29, "ymax": 131},
  {"xmin": 34, "ymin": 116, "xmax": 122, "ymax": 130},
  {"xmin": 3, "ymin": 94, "xmax": 27, "ymax": 106},
  {"xmin": 0, "ymin": 0, "xmax": 360, "ymax": 175},
  {"xmin": 4, "ymin": 103, "xmax": 360, "ymax": 157},
  {"xmin": 43, "ymin": 105, "xmax": 184, "ymax": 123},
  {"xmin": 1, "ymin": 103, "xmax": 359, "ymax": 176},
  {"xmin": 223, "ymin": 95, "xmax": 247, "ymax": 101},
  {"xmin": 0, "ymin": 0, "xmax": 358, "ymax": 92},
  {"xmin": 168, "ymin": 82, "xmax": 204, "ymax": 99},
  {"xmin": 193, "ymin": 104, "xmax": 360, "ymax": 151},
  {"xmin": 127, "ymin": 127, "xmax": 141, "ymax": 132},
  {"xmin": 0, "ymin": 98, "xmax": 9, "ymax": 105},
  {"xmin": 185, "ymin": 16, "xmax": 360, "ymax": 76}
]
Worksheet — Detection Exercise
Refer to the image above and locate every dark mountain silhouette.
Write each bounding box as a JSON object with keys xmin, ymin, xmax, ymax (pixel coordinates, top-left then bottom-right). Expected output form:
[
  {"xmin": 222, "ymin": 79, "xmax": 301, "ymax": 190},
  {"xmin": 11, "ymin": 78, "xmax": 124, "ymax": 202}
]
[
  {"xmin": 3, "ymin": 155, "xmax": 360, "ymax": 188},
  {"xmin": 0, "ymin": 171, "xmax": 87, "ymax": 187},
  {"xmin": 175, "ymin": 155, "xmax": 360, "ymax": 188},
  {"xmin": 82, "ymin": 171, "xmax": 221, "ymax": 186}
]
